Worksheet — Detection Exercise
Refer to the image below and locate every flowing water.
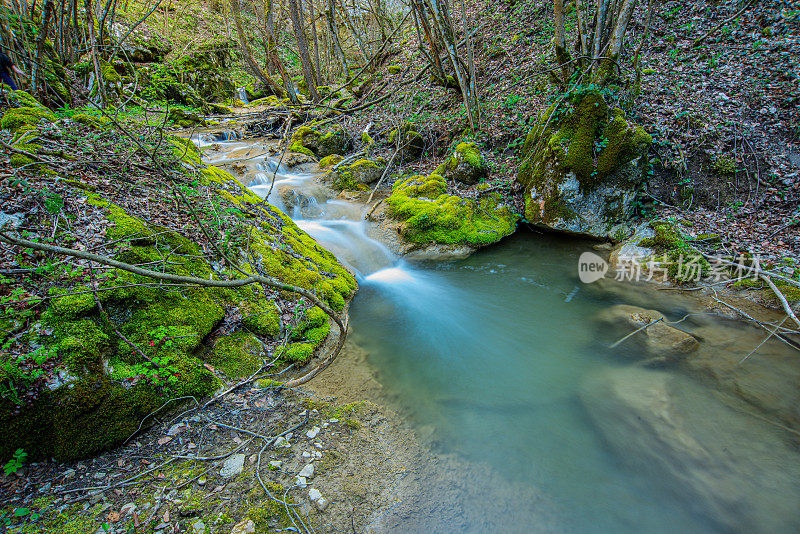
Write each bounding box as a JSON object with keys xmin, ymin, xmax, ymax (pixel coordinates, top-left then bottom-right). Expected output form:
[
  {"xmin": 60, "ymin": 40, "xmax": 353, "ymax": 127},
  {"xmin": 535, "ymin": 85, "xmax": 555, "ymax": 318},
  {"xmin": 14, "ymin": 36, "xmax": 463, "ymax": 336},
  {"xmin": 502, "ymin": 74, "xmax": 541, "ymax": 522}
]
[{"xmin": 199, "ymin": 135, "xmax": 800, "ymax": 534}]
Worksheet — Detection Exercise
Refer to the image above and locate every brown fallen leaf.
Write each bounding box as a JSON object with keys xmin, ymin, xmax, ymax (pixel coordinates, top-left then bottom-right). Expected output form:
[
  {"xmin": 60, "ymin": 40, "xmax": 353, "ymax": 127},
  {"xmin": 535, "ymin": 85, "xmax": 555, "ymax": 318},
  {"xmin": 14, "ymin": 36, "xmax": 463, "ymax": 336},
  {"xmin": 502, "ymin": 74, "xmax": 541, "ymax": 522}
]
[{"xmin": 107, "ymin": 511, "xmax": 120, "ymax": 523}]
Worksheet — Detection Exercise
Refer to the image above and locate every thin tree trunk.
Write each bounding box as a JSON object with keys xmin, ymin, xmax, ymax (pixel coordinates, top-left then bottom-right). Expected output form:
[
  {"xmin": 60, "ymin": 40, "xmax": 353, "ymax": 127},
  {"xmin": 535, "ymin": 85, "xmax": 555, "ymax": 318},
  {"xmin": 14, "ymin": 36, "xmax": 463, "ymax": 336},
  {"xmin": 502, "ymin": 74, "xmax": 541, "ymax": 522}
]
[
  {"xmin": 31, "ymin": 0, "xmax": 55, "ymax": 98},
  {"xmin": 307, "ymin": 0, "xmax": 324, "ymax": 85},
  {"xmin": 287, "ymin": 0, "xmax": 320, "ymax": 100},
  {"xmin": 263, "ymin": 0, "xmax": 299, "ymax": 102},
  {"xmin": 412, "ymin": 0, "xmax": 444, "ymax": 81},
  {"xmin": 325, "ymin": 0, "xmax": 348, "ymax": 75},
  {"xmin": 229, "ymin": 0, "xmax": 285, "ymax": 97},
  {"xmin": 84, "ymin": 0, "xmax": 107, "ymax": 107}
]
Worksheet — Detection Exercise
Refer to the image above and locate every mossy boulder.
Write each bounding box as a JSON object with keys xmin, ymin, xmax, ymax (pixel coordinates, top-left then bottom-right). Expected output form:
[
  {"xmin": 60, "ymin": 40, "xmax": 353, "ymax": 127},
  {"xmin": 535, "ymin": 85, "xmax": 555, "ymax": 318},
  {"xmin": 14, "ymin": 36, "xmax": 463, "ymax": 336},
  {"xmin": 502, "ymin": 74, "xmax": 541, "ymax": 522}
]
[
  {"xmin": 436, "ymin": 142, "xmax": 486, "ymax": 184},
  {"xmin": 0, "ymin": 163, "xmax": 356, "ymax": 462},
  {"xmin": 71, "ymin": 113, "xmax": 110, "ymax": 129},
  {"xmin": 386, "ymin": 173, "xmax": 518, "ymax": 247},
  {"xmin": 168, "ymin": 108, "xmax": 208, "ymax": 128},
  {"xmin": 0, "ymin": 106, "xmax": 56, "ymax": 131},
  {"xmin": 388, "ymin": 124, "xmax": 425, "ymax": 162},
  {"xmin": 319, "ymin": 154, "xmax": 343, "ymax": 168},
  {"xmin": 290, "ymin": 126, "xmax": 353, "ymax": 158},
  {"xmin": 328, "ymin": 158, "xmax": 386, "ymax": 190},
  {"xmin": 517, "ymin": 90, "xmax": 651, "ymax": 238}
]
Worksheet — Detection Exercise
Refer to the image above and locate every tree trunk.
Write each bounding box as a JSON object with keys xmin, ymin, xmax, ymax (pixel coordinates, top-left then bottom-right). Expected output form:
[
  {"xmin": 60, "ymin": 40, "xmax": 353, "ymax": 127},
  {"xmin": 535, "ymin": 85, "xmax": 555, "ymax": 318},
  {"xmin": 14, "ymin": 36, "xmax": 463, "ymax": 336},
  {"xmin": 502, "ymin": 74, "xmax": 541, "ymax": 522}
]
[
  {"xmin": 325, "ymin": 0, "xmax": 348, "ymax": 76},
  {"xmin": 84, "ymin": 0, "xmax": 107, "ymax": 108},
  {"xmin": 287, "ymin": 0, "xmax": 320, "ymax": 101},
  {"xmin": 31, "ymin": 0, "xmax": 55, "ymax": 98},
  {"xmin": 307, "ymin": 0, "xmax": 324, "ymax": 85},
  {"xmin": 229, "ymin": 0, "xmax": 285, "ymax": 97}
]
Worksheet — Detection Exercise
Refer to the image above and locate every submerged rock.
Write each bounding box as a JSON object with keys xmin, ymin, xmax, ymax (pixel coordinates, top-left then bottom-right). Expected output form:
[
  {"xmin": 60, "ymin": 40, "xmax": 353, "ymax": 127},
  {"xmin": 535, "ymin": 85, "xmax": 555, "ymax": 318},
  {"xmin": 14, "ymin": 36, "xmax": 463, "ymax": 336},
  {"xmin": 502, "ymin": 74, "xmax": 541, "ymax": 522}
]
[
  {"xmin": 581, "ymin": 367, "xmax": 800, "ymax": 533},
  {"xmin": 517, "ymin": 90, "xmax": 651, "ymax": 239},
  {"xmin": 597, "ymin": 304, "xmax": 699, "ymax": 359}
]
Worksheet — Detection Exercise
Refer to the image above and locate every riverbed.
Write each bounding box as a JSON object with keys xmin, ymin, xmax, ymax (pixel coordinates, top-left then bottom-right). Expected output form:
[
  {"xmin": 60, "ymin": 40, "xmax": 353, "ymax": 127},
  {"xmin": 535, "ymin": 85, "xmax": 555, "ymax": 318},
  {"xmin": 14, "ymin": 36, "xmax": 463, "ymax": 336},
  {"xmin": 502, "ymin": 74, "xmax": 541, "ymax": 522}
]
[{"xmin": 200, "ymin": 133, "xmax": 800, "ymax": 534}]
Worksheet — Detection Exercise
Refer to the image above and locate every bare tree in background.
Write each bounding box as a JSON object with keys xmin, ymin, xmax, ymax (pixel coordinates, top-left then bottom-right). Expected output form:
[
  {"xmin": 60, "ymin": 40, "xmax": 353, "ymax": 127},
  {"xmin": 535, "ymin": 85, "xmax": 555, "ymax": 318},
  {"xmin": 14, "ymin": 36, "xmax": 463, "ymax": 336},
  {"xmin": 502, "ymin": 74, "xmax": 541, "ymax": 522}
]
[
  {"xmin": 229, "ymin": 0, "xmax": 286, "ymax": 96},
  {"xmin": 288, "ymin": 0, "xmax": 321, "ymax": 101},
  {"xmin": 552, "ymin": 0, "xmax": 641, "ymax": 86}
]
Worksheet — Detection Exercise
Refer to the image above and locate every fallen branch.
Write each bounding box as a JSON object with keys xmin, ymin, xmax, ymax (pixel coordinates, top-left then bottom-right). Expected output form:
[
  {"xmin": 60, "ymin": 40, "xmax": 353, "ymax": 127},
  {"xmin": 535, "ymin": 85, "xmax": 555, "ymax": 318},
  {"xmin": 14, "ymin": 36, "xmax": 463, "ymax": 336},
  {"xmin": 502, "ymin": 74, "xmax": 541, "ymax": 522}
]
[{"xmin": 761, "ymin": 274, "xmax": 800, "ymax": 329}]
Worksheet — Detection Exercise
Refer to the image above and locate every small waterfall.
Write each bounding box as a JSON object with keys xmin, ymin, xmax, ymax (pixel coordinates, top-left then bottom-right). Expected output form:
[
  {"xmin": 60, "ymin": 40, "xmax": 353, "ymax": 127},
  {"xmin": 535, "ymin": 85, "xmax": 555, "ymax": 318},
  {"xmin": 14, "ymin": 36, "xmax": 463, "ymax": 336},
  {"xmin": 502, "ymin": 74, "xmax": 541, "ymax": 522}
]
[{"xmin": 237, "ymin": 86, "xmax": 249, "ymax": 104}]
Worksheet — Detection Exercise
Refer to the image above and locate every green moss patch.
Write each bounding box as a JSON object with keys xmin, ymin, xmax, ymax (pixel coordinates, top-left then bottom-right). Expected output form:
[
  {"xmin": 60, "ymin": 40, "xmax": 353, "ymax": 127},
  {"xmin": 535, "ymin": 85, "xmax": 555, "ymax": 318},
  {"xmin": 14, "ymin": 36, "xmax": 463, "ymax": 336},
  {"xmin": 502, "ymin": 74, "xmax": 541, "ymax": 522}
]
[{"xmin": 387, "ymin": 173, "xmax": 518, "ymax": 247}]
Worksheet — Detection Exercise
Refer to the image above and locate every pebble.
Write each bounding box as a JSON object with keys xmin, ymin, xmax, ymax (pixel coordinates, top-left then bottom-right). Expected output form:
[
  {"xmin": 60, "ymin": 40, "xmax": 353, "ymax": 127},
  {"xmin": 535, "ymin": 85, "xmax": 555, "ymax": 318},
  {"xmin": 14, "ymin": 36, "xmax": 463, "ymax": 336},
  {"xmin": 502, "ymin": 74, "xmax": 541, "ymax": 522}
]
[
  {"xmin": 273, "ymin": 436, "xmax": 290, "ymax": 448},
  {"xmin": 298, "ymin": 463, "xmax": 314, "ymax": 478},
  {"xmin": 328, "ymin": 418, "xmax": 339, "ymax": 423},
  {"xmin": 121, "ymin": 503, "xmax": 137, "ymax": 516},
  {"xmin": 192, "ymin": 520, "xmax": 208, "ymax": 534},
  {"xmin": 268, "ymin": 460, "xmax": 283, "ymax": 469},
  {"xmin": 230, "ymin": 518, "xmax": 256, "ymax": 534},
  {"xmin": 313, "ymin": 451, "xmax": 322, "ymax": 458},
  {"xmin": 306, "ymin": 426, "xmax": 320, "ymax": 439},
  {"xmin": 220, "ymin": 454, "xmax": 245, "ymax": 478},
  {"xmin": 302, "ymin": 452, "xmax": 311, "ymax": 458},
  {"xmin": 322, "ymin": 423, "xmax": 329, "ymax": 428},
  {"xmin": 314, "ymin": 442, "xmax": 323, "ymax": 449},
  {"xmin": 197, "ymin": 476, "xmax": 207, "ymax": 486},
  {"xmin": 285, "ymin": 433, "xmax": 293, "ymax": 440},
  {"xmin": 308, "ymin": 488, "xmax": 322, "ymax": 501},
  {"xmin": 315, "ymin": 497, "xmax": 330, "ymax": 511},
  {"xmin": 295, "ymin": 475, "xmax": 307, "ymax": 487}
]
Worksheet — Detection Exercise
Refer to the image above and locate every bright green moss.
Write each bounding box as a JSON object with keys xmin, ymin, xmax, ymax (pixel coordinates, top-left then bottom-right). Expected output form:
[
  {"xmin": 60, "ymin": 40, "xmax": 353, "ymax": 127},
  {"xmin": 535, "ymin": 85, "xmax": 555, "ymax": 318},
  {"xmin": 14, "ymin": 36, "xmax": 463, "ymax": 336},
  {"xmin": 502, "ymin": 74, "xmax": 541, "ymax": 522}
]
[
  {"xmin": 166, "ymin": 135, "xmax": 203, "ymax": 166},
  {"xmin": 281, "ymin": 342, "xmax": 315, "ymax": 363},
  {"xmin": 206, "ymin": 331, "xmax": 263, "ymax": 378},
  {"xmin": 1, "ymin": 106, "xmax": 56, "ymax": 131},
  {"xmin": 387, "ymin": 173, "xmax": 518, "ymax": 247},
  {"xmin": 57, "ymin": 319, "xmax": 110, "ymax": 373},
  {"xmin": 388, "ymin": 65, "xmax": 403, "ymax": 74},
  {"xmin": 319, "ymin": 154, "xmax": 343, "ymax": 168},
  {"xmin": 71, "ymin": 113, "xmax": 110, "ymax": 129},
  {"xmin": 435, "ymin": 141, "xmax": 486, "ymax": 182},
  {"xmin": 241, "ymin": 300, "xmax": 281, "ymax": 338},
  {"xmin": 517, "ymin": 91, "xmax": 651, "ymax": 223},
  {"xmin": 9, "ymin": 90, "xmax": 48, "ymax": 110},
  {"xmin": 289, "ymin": 141, "xmax": 316, "ymax": 157}
]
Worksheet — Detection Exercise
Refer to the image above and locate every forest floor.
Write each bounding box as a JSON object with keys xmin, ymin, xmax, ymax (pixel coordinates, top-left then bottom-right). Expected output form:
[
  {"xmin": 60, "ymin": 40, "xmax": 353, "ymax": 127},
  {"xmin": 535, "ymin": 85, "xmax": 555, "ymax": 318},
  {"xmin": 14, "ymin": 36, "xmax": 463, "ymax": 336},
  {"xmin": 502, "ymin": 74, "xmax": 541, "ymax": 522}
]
[{"xmin": 341, "ymin": 0, "xmax": 799, "ymax": 264}]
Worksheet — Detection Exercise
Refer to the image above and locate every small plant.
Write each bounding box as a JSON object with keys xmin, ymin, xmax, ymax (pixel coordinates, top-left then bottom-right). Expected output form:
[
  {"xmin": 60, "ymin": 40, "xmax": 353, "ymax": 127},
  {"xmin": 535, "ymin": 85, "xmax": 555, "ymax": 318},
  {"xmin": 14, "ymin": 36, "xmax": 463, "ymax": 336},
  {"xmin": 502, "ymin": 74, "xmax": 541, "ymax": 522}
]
[{"xmin": 3, "ymin": 448, "xmax": 28, "ymax": 476}]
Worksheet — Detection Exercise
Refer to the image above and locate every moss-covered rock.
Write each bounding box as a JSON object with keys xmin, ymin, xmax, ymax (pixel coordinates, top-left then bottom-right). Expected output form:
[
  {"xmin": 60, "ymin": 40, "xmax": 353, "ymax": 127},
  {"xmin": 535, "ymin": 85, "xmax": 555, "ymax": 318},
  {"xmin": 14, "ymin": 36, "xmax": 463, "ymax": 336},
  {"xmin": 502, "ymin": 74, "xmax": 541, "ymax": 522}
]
[
  {"xmin": 71, "ymin": 113, "xmax": 110, "ymax": 129},
  {"xmin": 0, "ymin": 161, "xmax": 356, "ymax": 463},
  {"xmin": 386, "ymin": 173, "xmax": 518, "ymax": 247},
  {"xmin": 0, "ymin": 106, "xmax": 56, "ymax": 131},
  {"xmin": 327, "ymin": 158, "xmax": 386, "ymax": 190},
  {"xmin": 291, "ymin": 126, "xmax": 353, "ymax": 158},
  {"xmin": 168, "ymin": 107, "xmax": 208, "ymax": 128},
  {"xmin": 319, "ymin": 154, "xmax": 343, "ymax": 168},
  {"xmin": 517, "ymin": 89, "xmax": 651, "ymax": 238},
  {"xmin": 436, "ymin": 142, "xmax": 486, "ymax": 185},
  {"xmin": 388, "ymin": 123, "xmax": 425, "ymax": 162}
]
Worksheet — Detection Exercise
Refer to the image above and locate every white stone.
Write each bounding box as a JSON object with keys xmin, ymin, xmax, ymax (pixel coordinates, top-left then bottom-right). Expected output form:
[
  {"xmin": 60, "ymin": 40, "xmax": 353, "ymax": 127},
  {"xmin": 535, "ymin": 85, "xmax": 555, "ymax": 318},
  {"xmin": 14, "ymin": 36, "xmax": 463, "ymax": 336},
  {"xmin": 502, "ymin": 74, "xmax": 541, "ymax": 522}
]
[
  {"xmin": 315, "ymin": 497, "xmax": 329, "ymax": 511},
  {"xmin": 295, "ymin": 476, "xmax": 307, "ymax": 487},
  {"xmin": 298, "ymin": 463, "xmax": 314, "ymax": 478},
  {"xmin": 322, "ymin": 423, "xmax": 329, "ymax": 428},
  {"xmin": 274, "ymin": 436, "xmax": 291, "ymax": 448},
  {"xmin": 230, "ymin": 518, "xmax": 256, "ymax": 534},
  {"xmin": 192, "ymin": 520, "xmax": 208, "ymax": 534},
  {"xmin": 268, "ymin": 461, "xmax": 282, "ymax": 469},
  {"xmin": 308, "ymin": 488, "xmax": 322, "ymax": 501},
  {"xmin": 302, "ymin": 452, "xmax": 311, "ymax": 458},
  {"xmin": 314, "ymin": 442, "xmax": 323, "ymax": 449},
  {"xmin": 306, "ymin": 426, "xmax": 320, "ymax": 439},
  {"xmin": 220, "ymin": 454, "xmax": 245, "ymax": 478},
  {"xmin": 120, "ymin": 503, "xmax": 137, "ymax": 516},
  {"xmin": 328, "ymin": 418, "xmax": 339, "ymax": 423},
  {"xmin": 313, "ymin": 451, "xmax": 322, "ymax": 458}
]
